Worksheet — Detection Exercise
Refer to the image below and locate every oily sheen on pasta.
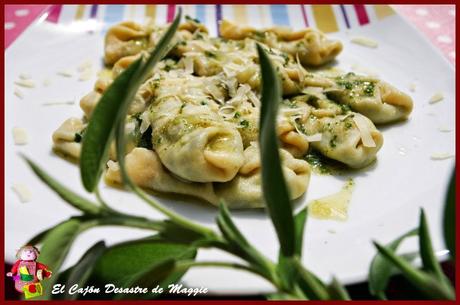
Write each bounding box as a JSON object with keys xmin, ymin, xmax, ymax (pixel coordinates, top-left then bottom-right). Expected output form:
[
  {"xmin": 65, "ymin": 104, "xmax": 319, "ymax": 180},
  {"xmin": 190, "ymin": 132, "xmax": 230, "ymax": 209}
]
[{"xmin": 52, "ymin": 16, "xmax": 413, "ymax": 209}]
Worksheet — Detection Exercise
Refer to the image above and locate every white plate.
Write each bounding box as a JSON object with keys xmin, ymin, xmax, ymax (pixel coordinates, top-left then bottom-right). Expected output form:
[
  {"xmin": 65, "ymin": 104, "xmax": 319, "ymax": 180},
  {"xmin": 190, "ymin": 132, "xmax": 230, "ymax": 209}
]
[{"xmin": 5, "ymin": 6, "xmax": 455, "ymax": 295}]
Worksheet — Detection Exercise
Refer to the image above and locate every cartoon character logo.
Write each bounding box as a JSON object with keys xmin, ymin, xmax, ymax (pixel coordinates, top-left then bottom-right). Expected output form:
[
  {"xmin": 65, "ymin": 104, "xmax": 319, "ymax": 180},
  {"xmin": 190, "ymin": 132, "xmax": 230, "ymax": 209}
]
[{"xmin": 6, "ymin": 245, "xmax": 52, "ymax": 299}]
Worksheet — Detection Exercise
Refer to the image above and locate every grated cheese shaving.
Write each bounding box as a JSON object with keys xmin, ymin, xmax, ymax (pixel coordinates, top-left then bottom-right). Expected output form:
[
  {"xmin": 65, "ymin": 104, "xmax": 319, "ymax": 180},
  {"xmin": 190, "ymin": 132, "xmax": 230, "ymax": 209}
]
[
  {"xmin": 14, "ymin": 88, "xmax": 24, "ymax": 99},
  {"xmin": 430, "ymin": 153, "xmax": 454, "ymax": 160},
  {"xmin": 305, "ymin": 133, "xmax": 323, "ymax": 142},
  {"xmin": 184, "ymin": 57, "xmax": 194, "ymax": 74},
  {"xmin": 78, "ymin": 60, "xmax": 93, "ymax": 72},
  {"xmin": 218, "ymin": 105, "xmax": 237, "ymax": 119},
  {"xmin": 350, "ymin": 36, "xmax": 379, "ymax": 48},
  {"xmin": 107, "ymin": 160, "xmax": 120, "ymax": 171},
  {"xmin": 125, "ymin": 121, "xmax": 136, "ymax": 134},
  {"xmin": 227, "ymin": 84, "xmax": 251, "ymax": 107},
  {"xmin": 12, "ymin": 183, "xmax": 31, "ymax": 203},
  {"xmin": 14, "ymin": 79, "xmax": 35, "ymax": 88},
  {"xmin": 139, "ymin": 111, "xmax": 151, "ymax": 133},
  {"xmin": 12, "ymin": 127, "xmax": 28, "ymax": 145},
  {"xmin": 352, "ymin": 114, "xmax": 376, "ymax": 147},
  {"xmin": 19, "ymin": 73, "xmax": 31, "ymax": 80},
  {"xmin": 247, "ymin": 90, "xmax": 260, "ymax": 108},
  {"xmin": 205, "ymin": 81, "xmax": 224, "ymax": 103},
  {"xmin": 43, "ymin": 78, "xmax": 52, "ymax": 87},
  {"xmin": 57, "ymin": 70, "xmax": 74, "ymax": 77},
  {"xmin": 42, "ymin": 100, "xmax": 75, "ymax": 106},
  {"xmin": 79, "ymin": 68, "xmax": 94, "ymax": 81},
  {"xmin": 295, "ymin": 53, "xmax": 305, "ymax": 84},
  {"xmin": 429, "ymin": 92, "xmax": 444, "ymax": 104},
  {"xmin": 438, "ymin": 126, "xmax": 452, "ymax": 132}
]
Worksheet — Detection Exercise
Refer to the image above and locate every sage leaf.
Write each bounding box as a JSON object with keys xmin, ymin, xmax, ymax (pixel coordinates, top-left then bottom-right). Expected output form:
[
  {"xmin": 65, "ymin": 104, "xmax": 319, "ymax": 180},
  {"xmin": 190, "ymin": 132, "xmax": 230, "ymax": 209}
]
[
  {"xmin": 276, "ymin": 255, "xmax": 298, "ymax": 291},
  {"xmin": 443, "ymin": 169, "xmax": 455, "ymax": 259},
  {"xmin": 35, "ymin": 218, "xmax": 85, "ymax": 300},
  {"xmin": 327, "ymin": 277, "xmax": 350, "ymax": 300},
  {"xmin": 419, "ymin": 209, "xmax": 447, "ymax": 283},
  {"xmin": 159, "ymin": 219, "xmax": 207, "ymax": 244},
  {"xmin": 64, "ymin": 241, "xmax": 107, "ymax": 300},
  {"xmin": 293, "ymin": 257, "xmax": 329, "ymax": 300},
  {"xmin": 368, "ymin": 228, "xmax": 417, "ymax": 299},
  {"xmin": 216, "ymin": 201, "xmax": 250, "ymax": 247},
  {"xmin": 86, "ymin": 238, "xmax": 196, "ymax": 293},
  {"xmin": 294, "ymin": 207, "xmax": 308, "ymax": 256},
  {"xmin": 80, "ymin": 58, "xmax": 142, "ymax": 192},
  {"xmin": 115, "ymin": 259, "xmax": 178, "ymax": 300},
  {"xmin": 276, "ymin": 208, "xmax": 309, "ymax": 291},
  {"xmin": 257, "ymin": 43, "xmax": 296, "ymax": 258},
  {"xmin": 22, "ymin": 155, "xmax": 101, "ymax": 215},
  {"xmin": 373, "ymin": 242, "xmax": 455, "ymax": 300}
]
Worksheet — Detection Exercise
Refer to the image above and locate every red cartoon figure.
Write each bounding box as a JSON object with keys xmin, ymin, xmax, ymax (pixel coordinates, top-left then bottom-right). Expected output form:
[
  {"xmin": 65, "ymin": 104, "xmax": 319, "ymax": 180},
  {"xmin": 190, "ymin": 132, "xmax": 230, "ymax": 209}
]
[{"xmin": 6, "ymin": 245, "xmax": 52, "ymax": 299}]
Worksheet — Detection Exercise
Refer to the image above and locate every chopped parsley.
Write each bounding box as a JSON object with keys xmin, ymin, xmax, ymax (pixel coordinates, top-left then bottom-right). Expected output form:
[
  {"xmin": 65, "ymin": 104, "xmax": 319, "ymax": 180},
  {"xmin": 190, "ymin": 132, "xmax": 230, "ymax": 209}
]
[
  {"xmin": 295, "ymin": 118, "xmax": 307, "ymax": 134},
  {"xmin": 74, "ymin": 127, "xmax": 87, "ymax": 143},
  {"xmin": 204, "ymin": 50, "xmax": 217, "ymax": 58},
  {"xmin": 329, "ymin": 134, "xmax": 338, "ymax": 148},
  {"xmin": 363, "ymin": 82, "xmax": 375, "ymax": 96},
  {"xmin": 74, "ymin": 133, "xmax": 82, "ymax": 143},
  {"xmin": 340, "ymin": 104, "xmax": 351, "ymax": 114},
  {"xmin": 233, "ymin": 112, "xmax": 241, "ymax": 119},
  {"xmin": 239, "ymin": 119, "xmax": 250, "ymax": 128},
  {"xmin": 305, "ymin": 150, "xmax": 330, "ymax": 174}
]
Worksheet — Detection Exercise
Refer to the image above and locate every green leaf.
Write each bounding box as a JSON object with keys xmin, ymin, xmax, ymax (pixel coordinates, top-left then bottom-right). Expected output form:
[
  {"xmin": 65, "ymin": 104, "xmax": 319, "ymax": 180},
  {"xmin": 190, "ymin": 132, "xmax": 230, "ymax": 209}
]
[
  {"xmin": 276, "ymin": 255, "xmax": 298, "ymax": 291},
  {"xmin": 256, "ymin": 43, "xmax": 296, "ymax": 258},
  {"xmin": 114, "ymin": 259, "xmax": 178, "ymax": 300},
  {"xmin": 115, "ymin": 10, "xmax": 182, "ymax": 186},
  {"xmin": 22, "ymin": 155, "xmax": 101, "ymax": 215},
  {"xmin": 80, "ymin": 58, "xmax": 143, "ymax": 192},
  {"xmin": 418, "ymin": 209, "xmax": 447, "ymax": 283},
  {"xmin": 64, "ymin": 241, "xmax": 107, "ymax": 300},
  {"xmin": 368, "ymin": 228, "xmax": 418, "ymax": 299},
  {"xmin": 293, "ymin": 258, "xmax": 330, "ymax": 300},
  {"xmin": 34, "ymin": 218, "xmax": 85, "ymax": 300},
  {"xmin": 327, "ymin": 277, "xmax": 350, "ymax": 300},
  {"xmin": 294, "ymin": 207, "xmax": 308, "ymax": 256},
  {"xmin": 216, "ymin": 201, "xmax": 251, "ymax": 248},
  {"xmin": 86, "ymin": 238, "xmax": 196, "ymax": 292},
  {"xmin": 158, "ymin": 219, "xmax": 207, "ymax": 244},
  {"xmin": 443, "ymin": 169, "xmax": 455, "ymax": 259},
  {"xmin": 373, "ymin": 241, "xmax": 455, "ymax": 300}
]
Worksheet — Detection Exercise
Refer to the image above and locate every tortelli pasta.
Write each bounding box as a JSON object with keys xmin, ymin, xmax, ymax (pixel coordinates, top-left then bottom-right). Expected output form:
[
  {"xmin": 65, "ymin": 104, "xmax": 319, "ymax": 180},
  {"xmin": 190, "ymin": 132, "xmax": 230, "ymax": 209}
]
[{"xmin": 52, "ymin": 16, "xmax": 413, "ymax": 209}]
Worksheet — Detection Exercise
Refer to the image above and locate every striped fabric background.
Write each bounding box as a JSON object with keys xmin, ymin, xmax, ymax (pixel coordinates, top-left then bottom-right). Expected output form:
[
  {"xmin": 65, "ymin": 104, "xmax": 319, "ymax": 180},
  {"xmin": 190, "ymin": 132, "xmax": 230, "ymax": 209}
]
[{"xmin": 45, "ymin": 4, "xmax": 395, "ymax": 35}]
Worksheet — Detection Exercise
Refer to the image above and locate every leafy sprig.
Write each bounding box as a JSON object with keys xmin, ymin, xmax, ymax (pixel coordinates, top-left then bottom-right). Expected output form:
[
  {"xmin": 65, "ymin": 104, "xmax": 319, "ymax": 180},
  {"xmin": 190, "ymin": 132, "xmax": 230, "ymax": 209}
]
[{"xmin": 20, "ymin": 10, "xmax": 455, "ymax": 300}]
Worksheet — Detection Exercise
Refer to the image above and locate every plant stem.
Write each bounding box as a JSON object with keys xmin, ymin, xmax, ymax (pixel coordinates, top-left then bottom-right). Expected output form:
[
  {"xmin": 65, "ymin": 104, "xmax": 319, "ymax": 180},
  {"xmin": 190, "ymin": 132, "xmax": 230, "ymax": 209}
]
[
  {"xmin": 94, "ymin": 186, "xmax": 114, "ymax": 212},
  {"xmin": 130, "ymin": 183, "xmax": 217, "ymax": 237}
]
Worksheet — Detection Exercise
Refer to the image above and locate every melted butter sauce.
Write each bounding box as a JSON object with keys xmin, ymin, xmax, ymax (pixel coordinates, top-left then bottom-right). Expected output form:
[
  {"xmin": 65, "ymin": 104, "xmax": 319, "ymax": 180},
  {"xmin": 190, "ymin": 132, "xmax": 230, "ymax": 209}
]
[{"xmin": 309, "ymin": 178, "xmax": 355, "ymax": 221}]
